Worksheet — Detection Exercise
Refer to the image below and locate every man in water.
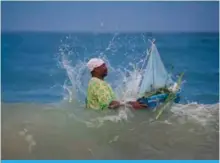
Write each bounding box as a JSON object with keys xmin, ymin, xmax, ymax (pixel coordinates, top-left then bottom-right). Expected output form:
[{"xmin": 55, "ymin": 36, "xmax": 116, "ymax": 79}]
[{"xmin": 86, "ymin": 58, "xmax": 147, "ymax": 110}]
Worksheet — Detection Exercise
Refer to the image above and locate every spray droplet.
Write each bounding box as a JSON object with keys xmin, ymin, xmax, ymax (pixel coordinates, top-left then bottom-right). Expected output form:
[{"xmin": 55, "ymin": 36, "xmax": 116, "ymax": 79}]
[{"xmin": 100, "ymin": 22, "xmax": 104, "ymax": 27}]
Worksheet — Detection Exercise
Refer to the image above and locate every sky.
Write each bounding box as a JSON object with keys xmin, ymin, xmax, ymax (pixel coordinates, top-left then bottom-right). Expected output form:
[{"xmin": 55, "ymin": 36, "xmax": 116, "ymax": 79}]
[{"xmin": 1, "ymin": 1, "xmax": 219, "ymax": 32}]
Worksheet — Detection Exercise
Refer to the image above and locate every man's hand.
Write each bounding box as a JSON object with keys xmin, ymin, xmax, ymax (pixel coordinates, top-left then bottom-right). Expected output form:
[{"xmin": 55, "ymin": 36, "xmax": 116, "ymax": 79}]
[
  {"xmin": 128, "ymin": 101, "xmax": 148, "ymax": 110},
  {"xmin": 109, "ymin": 101, "xmax": 147, "ymax": 110},
  {"xmin": 109, "ymin": 101, "xmax": 121, "ymax": 109}
]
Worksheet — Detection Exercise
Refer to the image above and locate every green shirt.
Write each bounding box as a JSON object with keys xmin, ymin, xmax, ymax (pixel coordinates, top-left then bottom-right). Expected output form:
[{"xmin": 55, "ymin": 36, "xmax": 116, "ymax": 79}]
[{"xmin": 86, "ymin": 77, "xmax": 116, "ymax": 110}]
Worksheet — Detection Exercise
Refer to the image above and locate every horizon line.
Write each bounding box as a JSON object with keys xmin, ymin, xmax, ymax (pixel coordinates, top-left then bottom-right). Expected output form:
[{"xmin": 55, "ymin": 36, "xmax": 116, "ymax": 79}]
[{"xmin": 1, "ymin": 30, "xmax": 219, "ymax": 34}]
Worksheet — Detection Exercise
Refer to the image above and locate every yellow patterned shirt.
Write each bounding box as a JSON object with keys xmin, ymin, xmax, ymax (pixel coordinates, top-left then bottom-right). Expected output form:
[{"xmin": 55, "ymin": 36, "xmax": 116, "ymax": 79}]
[{"xmin": 86, "ymin": 77, "xmax": 116, "ymax": 110}]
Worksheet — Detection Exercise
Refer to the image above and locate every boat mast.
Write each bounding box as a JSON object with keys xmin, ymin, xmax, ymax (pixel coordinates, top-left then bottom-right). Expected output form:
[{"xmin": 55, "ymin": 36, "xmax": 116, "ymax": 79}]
[{"xmin": 151, "ymin": 39, "xmax": 156, "ymax": 91}]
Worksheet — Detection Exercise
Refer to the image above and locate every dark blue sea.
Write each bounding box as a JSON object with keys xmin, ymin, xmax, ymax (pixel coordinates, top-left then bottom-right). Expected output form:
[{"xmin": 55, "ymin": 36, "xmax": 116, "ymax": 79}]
[
  {"xmin": 1, "ymin": 32, "xmax": 219, "ymax": 159},
  {"xmin": 2, "ymin": 32, "xmax": 219, "ymax": 104}
]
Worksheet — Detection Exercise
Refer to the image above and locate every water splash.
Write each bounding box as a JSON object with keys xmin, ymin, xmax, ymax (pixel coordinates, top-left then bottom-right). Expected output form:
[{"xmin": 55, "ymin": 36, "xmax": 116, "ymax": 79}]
[
  {"xmin": 57, "ymin": 33, "xmax": 145, "ymax": 104},
  {"xmin": 54, "ymin": 33, "xmax": 150, "ymax": 126},
  {"xmin": 55, "ymin": 33, "xmax": 219, "ymax": 128}
]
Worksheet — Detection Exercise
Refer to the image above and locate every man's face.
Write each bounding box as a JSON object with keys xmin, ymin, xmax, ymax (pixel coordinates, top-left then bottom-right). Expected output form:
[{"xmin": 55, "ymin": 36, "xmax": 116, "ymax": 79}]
[{"xmin": 94, "ymin": 63, "xmax": 108, "ymax": 77}]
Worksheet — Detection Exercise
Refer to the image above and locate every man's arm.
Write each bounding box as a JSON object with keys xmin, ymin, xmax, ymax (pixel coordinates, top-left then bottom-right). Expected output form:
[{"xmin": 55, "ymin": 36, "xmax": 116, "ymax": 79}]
[
  {"xmin": 108, "ymin": 101, "xmax": 121, "ymax": 109},
  {"xmin": 109, "ymin": 101, "xmax": 147, "ymax": 109},
  {"xmin": 92, "ymin": 81, "xmax": 147, "ymax": 110}
]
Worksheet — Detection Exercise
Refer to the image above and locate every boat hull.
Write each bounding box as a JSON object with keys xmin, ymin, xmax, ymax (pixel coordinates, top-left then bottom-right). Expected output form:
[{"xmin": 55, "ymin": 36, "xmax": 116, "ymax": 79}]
[{"xmin": 137, "ymin": 90, "xmax": 181, "ymax": 109}]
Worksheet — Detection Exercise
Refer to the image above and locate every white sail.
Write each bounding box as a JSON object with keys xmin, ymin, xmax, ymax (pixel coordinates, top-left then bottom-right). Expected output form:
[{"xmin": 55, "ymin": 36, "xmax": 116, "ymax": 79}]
[{"xmin": 138, "ymin": 41, "xmax": 174, "ymax": 95}]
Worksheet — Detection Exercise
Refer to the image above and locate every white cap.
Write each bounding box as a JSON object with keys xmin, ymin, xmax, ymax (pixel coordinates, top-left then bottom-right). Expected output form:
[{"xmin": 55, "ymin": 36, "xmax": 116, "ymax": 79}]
[{"xmin": 87, "ymin": 58, "xmax": 105, "ymax": 72}]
